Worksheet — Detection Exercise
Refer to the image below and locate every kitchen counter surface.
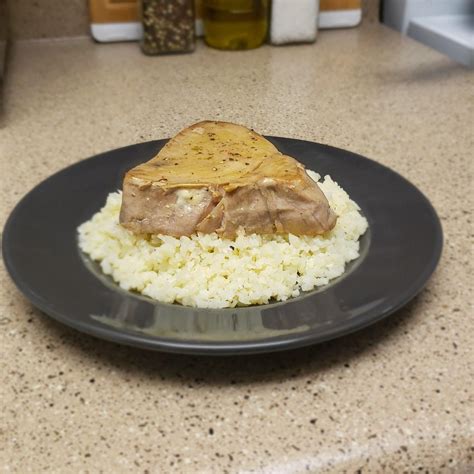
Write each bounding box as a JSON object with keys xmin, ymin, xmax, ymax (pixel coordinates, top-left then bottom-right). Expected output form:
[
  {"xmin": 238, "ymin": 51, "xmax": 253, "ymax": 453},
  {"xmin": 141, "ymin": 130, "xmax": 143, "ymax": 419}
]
[{"xmin": 1, "ymin": 23, "xmax": 473, "ymax": 473}]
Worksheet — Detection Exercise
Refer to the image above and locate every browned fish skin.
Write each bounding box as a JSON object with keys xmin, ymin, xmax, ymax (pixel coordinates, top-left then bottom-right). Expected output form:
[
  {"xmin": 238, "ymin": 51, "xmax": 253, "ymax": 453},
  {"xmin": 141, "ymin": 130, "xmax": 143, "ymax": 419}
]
[{"xmin": 120, "ymin": 121, "xmax": 337, "ymax": 237}]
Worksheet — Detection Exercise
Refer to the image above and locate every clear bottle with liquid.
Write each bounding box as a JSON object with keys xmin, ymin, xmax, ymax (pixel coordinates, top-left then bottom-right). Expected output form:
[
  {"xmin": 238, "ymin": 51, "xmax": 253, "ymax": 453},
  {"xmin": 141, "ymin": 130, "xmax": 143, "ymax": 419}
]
[{"xmin": 203, "ymin": 0, "xmax": 269, "ymax": 50}]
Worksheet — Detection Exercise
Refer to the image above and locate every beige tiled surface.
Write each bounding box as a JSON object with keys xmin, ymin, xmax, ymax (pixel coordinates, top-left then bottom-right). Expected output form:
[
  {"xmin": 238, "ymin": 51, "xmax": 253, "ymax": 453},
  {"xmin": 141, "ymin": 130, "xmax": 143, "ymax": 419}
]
[
  {"xmin": 8, "ymin": 0, "xmax": 89, "ymax": 40},
  {"xmin": 363, "ymin": 0, "xmax": 380, "ymax": 22},
  {"xmin": 1, "ymin": 24, "xmax": 473, "ymax": 473}
]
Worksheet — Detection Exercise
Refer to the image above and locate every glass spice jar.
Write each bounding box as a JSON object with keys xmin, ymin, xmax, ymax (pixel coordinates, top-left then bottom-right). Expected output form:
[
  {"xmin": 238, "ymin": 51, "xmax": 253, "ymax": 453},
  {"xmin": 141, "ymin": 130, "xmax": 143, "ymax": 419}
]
[
  {"xmin": 203, "ymin": 0, "xmax": 269, "ymax": 50},
  {"xmin": 141, "ymin": 0, "xmax": 195, "ymax": 55}
]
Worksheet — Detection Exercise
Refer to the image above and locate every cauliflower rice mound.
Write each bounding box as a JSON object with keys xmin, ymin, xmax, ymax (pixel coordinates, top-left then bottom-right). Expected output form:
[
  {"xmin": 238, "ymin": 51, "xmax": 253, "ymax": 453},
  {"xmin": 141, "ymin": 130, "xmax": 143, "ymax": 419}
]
[{"xmin": 78, "ymin": 172, "xmax": 368, "ymax": 308}]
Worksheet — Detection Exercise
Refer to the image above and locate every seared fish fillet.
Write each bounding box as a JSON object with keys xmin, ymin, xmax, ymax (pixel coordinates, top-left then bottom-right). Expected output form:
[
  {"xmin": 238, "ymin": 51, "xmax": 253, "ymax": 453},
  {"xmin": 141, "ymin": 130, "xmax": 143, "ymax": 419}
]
[{"xmin": 120, "ymin": 121, "xmax": 337, "ymax": 238}]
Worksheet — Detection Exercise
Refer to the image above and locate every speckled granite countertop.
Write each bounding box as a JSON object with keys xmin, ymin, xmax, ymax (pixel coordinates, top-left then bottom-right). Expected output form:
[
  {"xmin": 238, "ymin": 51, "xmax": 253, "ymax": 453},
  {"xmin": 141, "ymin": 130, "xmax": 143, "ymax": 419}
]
[{"xmin": 1, "ymin": 23, "xmax": 473, "ymax": 473}]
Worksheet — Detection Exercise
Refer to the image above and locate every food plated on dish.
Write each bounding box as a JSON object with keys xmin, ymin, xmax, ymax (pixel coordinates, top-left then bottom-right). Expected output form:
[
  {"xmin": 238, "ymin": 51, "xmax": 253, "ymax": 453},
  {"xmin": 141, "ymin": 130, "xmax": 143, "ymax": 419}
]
[
  {"xmin": 3, "ymin": 125, "xmax": 442, "ymax": 353},
  {"xmin": 79, "ymin": 121, "xmax": 368, "ymax": 308}
]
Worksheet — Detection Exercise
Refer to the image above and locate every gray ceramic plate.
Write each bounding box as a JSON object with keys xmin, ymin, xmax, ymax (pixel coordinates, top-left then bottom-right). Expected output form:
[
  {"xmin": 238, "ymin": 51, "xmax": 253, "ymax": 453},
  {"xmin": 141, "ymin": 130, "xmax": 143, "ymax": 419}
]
[{"xmin": 2, "ymin": 137, "xmax": 442, "ymax": 355}]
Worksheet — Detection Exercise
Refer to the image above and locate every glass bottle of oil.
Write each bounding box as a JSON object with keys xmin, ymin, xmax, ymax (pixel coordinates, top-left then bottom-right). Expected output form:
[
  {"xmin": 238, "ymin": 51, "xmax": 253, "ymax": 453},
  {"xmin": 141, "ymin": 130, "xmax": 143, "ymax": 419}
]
[{"xmin": 203, "ymin": 0, "xmax": 269, "ymax": 50}]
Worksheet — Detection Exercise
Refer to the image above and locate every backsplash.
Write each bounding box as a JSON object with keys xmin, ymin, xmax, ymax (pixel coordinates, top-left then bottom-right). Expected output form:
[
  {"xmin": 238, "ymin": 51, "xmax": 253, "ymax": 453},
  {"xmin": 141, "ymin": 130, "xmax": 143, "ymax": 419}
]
[
  {"xmin": 8, "ymin": 0, "xmax": 379, "ymax": 40},
  {"xmin": 8, "ymin": 0, "xmax": 89, "ymax": 39}
]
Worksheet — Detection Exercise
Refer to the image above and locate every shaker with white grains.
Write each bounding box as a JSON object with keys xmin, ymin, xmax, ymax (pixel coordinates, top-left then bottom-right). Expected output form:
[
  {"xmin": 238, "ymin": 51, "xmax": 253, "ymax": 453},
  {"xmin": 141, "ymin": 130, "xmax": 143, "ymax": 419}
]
[{"xmin": 270, "ymin": 0, "xmax": 319, "ymax": 45}]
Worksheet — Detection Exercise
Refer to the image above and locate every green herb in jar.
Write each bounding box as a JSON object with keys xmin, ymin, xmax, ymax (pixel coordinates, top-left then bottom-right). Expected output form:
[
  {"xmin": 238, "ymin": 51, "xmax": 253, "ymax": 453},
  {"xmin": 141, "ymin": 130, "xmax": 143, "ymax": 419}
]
[{"xmin": 141, "ymin": 0, "xmax": 195, "ymax": 55}]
